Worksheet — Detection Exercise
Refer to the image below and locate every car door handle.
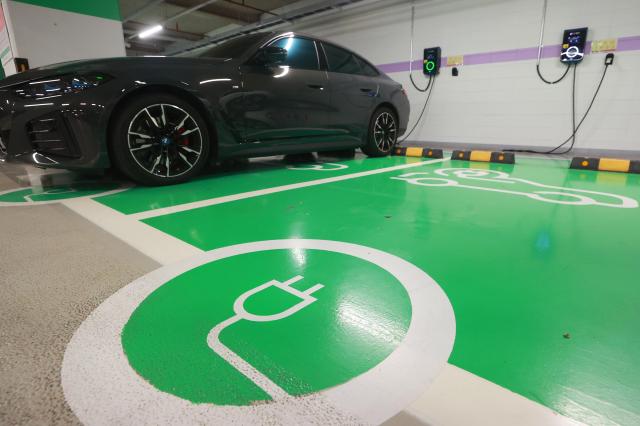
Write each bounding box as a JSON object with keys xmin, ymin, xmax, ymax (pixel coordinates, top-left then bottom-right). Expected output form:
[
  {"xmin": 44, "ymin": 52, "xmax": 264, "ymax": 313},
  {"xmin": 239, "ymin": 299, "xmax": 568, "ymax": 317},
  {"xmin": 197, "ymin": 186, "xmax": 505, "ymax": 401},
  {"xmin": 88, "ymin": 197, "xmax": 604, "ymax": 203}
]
[
  {"xmin": 307, "ymin": 84, "xmax": 324, "ymax": 90},
  {"xmin": 360, "ymin": 88, "xmax": 378, "ymax": 97}
]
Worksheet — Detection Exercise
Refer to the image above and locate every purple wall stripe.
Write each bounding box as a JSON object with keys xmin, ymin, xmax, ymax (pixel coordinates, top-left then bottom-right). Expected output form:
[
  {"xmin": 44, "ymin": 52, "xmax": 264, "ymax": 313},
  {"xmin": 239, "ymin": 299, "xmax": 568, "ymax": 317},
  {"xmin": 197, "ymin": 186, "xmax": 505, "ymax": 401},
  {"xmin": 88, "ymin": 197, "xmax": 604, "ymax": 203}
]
[
  {"xmin": 377, "ymin": 60, "xmax": 420, "ymax": 74},
  {"xmin": 376, "ymin": 37, "xmax": 640, "ymax": 73},
  {"xmin": 617, "ymin": 35, "xmax": 640, "ymax": 52}
]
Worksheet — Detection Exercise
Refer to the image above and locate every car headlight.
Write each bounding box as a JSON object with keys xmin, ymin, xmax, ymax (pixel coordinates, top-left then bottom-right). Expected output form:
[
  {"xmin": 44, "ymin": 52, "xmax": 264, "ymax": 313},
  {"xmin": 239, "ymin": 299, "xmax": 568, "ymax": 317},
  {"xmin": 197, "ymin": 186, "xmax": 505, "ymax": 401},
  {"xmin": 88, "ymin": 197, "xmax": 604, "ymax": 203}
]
[{"xmin": 13, "ymin": 74, "xmax": 111, "ymax": 99}]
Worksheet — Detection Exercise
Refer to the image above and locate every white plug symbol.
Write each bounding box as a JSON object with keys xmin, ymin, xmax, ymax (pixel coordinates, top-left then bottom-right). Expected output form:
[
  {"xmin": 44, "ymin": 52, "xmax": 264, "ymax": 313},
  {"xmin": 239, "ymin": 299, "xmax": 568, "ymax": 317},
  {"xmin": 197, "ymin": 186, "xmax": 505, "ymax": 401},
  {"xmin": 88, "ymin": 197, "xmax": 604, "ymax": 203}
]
[{"xmin": 207, "ymin": 275, "xmax": 323, "ymax": 401}]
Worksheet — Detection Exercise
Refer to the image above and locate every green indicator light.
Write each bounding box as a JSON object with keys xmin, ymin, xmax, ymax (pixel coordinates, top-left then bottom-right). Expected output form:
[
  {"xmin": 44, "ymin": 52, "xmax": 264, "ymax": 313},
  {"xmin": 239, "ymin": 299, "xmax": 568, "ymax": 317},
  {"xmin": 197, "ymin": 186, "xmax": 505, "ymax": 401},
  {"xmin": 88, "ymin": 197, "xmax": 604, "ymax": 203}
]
[{"xmin": 426, "ymin": 61, "xmax": 435, "ymax": 72}]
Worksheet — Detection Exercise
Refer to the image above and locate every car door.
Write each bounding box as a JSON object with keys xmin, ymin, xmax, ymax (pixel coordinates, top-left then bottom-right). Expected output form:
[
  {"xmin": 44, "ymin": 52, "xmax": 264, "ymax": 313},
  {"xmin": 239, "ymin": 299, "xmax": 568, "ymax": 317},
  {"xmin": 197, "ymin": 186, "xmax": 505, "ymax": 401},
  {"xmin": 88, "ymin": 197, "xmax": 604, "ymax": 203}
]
[
  {"xmin": 320, "ymin": 42, "xmax": 378, "ymax": 142},
  {"xmin": 240, "ymin": 36, "xmax": 331, "ymax": 144}
]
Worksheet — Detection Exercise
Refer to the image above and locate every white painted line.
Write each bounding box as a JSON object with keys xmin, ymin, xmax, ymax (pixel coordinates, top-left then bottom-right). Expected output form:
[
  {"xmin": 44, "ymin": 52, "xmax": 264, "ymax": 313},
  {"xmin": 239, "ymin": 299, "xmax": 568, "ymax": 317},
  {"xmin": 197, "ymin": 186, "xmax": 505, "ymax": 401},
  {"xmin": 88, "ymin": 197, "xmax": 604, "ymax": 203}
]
[
  {"xmin": 390, "ymin": 363, "xmax": 583, "ymax": 426},
  {"xmin": 62, "ymin": 197, "xmax": 202, "ymax": 265},
  {"xmin": 130, "ymin": 158, "xmax": 448, "ymax": 220},
  {"xmin": 207, "ymin": 315, "xmax": 291, "ymax": 402}
]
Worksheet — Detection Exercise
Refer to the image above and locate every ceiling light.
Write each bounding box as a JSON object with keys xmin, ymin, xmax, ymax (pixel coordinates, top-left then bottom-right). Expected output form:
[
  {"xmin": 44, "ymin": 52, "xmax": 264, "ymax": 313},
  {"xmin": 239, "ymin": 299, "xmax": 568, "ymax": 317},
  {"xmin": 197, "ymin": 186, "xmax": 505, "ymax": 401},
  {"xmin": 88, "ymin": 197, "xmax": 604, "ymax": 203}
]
[{"xmin": 138, "ymin": 25, "xmax": 163, "ymax": 39}]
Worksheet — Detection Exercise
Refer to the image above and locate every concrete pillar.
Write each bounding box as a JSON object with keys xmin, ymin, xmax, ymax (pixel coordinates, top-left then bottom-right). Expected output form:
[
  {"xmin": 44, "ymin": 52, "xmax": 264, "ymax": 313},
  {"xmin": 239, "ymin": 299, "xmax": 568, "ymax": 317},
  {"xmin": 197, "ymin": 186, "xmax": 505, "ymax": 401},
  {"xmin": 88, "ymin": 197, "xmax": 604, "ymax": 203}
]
[{"xmin": 0, "ymin": 0, "xmax": 125, "ymax": 77}]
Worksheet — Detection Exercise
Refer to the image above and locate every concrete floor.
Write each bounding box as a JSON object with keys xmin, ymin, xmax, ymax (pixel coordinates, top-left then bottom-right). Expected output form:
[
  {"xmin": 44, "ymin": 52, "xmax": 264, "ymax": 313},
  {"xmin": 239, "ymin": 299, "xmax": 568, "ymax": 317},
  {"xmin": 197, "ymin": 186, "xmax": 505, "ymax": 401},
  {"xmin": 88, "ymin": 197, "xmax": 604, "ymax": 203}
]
[
  {"xmin": 0, "ymin": 166, "xmax": 158, "ymax": 424},
  {"xmin": 1, "ymin": 153, "xmax": 639, "ymax": 425}
]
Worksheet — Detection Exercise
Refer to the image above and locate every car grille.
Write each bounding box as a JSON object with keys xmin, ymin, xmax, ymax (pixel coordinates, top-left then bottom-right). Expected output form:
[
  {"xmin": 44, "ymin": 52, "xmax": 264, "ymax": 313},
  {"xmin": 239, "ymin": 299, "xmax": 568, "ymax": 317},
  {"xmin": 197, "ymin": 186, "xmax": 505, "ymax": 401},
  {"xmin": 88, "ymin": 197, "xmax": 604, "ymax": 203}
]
[{"xmin": 27, "ymin": 112, "xmax": 80, "ymax": 158}]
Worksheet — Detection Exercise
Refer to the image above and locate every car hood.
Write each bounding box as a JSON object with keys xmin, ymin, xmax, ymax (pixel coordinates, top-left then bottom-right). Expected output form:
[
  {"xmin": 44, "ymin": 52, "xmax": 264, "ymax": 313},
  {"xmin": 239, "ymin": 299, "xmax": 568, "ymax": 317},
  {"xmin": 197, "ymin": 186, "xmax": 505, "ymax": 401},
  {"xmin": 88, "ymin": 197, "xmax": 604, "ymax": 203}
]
[{"xmin": 0, "ymin": 56, "xmax": 231, "ymax": 88}]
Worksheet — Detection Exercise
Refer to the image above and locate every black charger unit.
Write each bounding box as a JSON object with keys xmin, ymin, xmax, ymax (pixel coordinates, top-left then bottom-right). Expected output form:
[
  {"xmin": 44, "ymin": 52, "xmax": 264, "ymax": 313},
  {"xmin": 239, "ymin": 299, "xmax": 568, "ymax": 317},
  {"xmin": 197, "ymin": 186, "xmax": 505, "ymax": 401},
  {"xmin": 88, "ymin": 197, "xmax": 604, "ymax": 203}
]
[
  {"xmin": 423, "ymin": 47, "xmax": 441, "ymax": 75},
  {"xmin": 561, "ymin": 27, "xmax": 588, "ymax": 63}
]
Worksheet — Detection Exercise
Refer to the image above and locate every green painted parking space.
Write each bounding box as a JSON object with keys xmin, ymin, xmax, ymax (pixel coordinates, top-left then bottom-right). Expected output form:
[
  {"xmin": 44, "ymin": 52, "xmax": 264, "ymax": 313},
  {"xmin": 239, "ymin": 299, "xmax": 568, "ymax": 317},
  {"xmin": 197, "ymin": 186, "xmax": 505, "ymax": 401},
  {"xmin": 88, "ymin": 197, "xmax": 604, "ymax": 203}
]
[
  {"xmin": 95, "ymin": 156, "xmax": 399, "ymax": 215},
  {"xmin": 140, "ymin": 157, "xmax": 640, "ymax": 424}
]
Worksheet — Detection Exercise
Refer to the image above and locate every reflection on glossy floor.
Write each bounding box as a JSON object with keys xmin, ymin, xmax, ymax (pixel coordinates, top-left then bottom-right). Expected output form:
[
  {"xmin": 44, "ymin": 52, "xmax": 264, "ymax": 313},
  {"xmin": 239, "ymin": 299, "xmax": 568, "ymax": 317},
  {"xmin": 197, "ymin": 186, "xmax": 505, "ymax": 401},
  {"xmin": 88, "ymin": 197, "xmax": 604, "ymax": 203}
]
[{"xmin": 1, "ymin": 153, "xmax": 639, "ymax": 425}]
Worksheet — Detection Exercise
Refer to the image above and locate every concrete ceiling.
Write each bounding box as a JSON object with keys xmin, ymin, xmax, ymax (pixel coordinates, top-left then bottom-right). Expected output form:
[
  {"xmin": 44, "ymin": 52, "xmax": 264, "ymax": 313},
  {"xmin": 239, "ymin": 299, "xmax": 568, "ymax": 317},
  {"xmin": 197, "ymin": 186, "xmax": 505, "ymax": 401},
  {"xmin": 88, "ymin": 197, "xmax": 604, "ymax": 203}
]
[
  {"xmin": 119, "ymin": 0, "xmax": 424, "ymax": 56},
  {"xmin": 119, "ymin": 0, "xmax": 302, "ymax": 55}
]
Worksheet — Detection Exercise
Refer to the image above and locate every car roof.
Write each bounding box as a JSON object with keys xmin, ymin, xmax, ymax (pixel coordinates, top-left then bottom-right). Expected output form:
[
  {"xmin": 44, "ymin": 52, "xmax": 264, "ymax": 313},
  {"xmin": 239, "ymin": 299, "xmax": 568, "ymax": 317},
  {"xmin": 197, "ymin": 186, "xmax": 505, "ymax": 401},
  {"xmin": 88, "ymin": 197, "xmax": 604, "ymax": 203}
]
[{"xmin": 264, "ymin": 31, "xmax": 354, "ymax": 53}]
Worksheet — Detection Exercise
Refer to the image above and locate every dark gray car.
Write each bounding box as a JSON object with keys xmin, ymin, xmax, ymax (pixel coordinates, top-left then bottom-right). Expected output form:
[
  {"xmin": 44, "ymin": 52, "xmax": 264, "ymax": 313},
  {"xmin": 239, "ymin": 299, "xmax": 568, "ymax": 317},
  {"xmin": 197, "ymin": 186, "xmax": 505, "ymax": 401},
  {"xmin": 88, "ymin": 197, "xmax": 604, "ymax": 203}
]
[{"xmin": 0, "ymin": 31, "xmax": 409, "ymax": 185}]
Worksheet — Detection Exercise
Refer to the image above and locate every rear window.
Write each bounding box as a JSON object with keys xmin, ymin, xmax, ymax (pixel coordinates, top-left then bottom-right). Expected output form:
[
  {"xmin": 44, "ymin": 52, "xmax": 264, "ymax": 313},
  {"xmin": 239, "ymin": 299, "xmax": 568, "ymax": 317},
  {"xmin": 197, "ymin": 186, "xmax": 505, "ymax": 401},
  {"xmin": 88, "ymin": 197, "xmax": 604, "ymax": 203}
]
[
  {"xmin": 322, "ymin": 43, "xmax": 361, "ymax": 75},
  {"xmin": 355, "ymin": 56, "xmax": 379, "ymax": 76}
]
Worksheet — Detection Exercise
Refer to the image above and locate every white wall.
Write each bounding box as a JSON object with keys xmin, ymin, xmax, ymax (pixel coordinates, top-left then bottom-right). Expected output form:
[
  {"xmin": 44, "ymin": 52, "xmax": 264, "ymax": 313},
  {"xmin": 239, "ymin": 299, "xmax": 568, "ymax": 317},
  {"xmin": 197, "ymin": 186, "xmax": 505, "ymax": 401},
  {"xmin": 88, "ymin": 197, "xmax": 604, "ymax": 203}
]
[
  {"xmin": 2, "ymin": 0, "xmax": 125, "ymax": 73},
  {"xmin": 293, "ymin": 0, "xmax": 640, "ymax": 152}
]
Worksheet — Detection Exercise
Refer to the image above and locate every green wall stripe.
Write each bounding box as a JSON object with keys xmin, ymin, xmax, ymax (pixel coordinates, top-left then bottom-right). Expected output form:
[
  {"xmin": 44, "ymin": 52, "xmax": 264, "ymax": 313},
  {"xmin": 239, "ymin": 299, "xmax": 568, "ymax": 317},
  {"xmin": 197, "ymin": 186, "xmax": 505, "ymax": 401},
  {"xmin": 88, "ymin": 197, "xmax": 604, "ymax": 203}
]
[{"xmin": 12, "ymin": 0, "xmax": 121, "ymax": 21}]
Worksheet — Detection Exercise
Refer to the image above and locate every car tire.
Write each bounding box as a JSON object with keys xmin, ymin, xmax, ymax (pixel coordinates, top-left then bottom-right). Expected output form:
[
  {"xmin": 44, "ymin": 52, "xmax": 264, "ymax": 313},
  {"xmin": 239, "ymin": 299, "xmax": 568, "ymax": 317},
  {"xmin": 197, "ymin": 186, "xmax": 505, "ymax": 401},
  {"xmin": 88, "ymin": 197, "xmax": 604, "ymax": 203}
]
[
  {"xmin": 110, "ymin": 93, "xmax": 211, "ymax": 186},
  {"xmin": 361, "ymin": 107, "xmax": 398, "ymax": 157}
]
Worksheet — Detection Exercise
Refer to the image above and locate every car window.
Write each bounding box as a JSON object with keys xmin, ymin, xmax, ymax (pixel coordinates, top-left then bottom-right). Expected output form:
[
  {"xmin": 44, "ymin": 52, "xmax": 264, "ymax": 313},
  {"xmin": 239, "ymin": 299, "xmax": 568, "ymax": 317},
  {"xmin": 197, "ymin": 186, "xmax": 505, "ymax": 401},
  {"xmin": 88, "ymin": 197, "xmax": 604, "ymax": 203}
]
[
  {"xmin": 355, "ymin": 56, "xmax": 379, "ymax": 76},
  {"xmin": 322, "ymin": 43, "xmax": 361, "ymax": 75},
  {"xmin": 270, "ymin": 37, "xmax": 319, "ymax": 70}
]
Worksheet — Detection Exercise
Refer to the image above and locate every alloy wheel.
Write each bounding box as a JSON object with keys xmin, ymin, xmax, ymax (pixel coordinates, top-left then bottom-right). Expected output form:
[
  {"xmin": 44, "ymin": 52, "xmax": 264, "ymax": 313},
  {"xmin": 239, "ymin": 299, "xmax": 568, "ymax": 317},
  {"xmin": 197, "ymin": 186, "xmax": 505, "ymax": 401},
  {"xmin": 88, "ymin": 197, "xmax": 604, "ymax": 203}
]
[
  {"xmin": 127, "ymin": 104, "xmax": 203, "ymax": 178},
  {"xmin": 373, "ymin": 112, "xmax": 397, "ymax": 152}
]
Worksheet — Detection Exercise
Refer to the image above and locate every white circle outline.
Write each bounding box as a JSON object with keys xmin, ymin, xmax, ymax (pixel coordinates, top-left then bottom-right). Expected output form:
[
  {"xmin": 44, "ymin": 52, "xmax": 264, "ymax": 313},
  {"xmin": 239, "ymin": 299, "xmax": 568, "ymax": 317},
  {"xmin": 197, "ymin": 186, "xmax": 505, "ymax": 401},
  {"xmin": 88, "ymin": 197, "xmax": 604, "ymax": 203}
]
[
  {"xmin": 0, "ymin": 183, "xmax": 130, "ymax": 206},
  {"xmin": 566, "ymin": 46, "xmax": 580, "ymax": 58},
  {"xmin": 62, "ymin": 239, "xmax": 455, "ymax": 425}
]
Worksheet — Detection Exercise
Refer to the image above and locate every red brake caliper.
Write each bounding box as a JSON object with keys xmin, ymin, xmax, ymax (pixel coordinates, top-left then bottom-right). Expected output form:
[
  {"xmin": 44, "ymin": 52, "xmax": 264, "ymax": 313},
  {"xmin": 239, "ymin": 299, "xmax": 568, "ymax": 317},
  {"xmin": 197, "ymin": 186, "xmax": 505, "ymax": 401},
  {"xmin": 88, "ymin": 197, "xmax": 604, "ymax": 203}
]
[{"xmin": 177, "ymin": 127, "xmax": 189, "ymax": 146}]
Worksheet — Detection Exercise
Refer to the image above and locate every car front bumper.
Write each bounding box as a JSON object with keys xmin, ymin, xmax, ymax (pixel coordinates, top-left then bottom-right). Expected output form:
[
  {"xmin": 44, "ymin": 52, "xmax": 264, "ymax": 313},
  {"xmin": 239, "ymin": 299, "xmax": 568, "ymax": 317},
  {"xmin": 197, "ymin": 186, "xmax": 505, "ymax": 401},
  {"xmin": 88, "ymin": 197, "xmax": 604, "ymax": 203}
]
[{"xmin": 0, "ymin": 87, "xmax": 113, "ymax": 170}]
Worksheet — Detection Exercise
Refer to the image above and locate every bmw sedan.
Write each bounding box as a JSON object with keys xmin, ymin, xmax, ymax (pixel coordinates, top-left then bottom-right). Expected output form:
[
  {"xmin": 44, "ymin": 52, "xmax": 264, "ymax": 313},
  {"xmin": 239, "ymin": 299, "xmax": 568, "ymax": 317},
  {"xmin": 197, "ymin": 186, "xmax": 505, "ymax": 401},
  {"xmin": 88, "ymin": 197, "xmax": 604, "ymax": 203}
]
[{"xmin": 0, "ymin": 32, "xmax": 409, "ymax": 185}]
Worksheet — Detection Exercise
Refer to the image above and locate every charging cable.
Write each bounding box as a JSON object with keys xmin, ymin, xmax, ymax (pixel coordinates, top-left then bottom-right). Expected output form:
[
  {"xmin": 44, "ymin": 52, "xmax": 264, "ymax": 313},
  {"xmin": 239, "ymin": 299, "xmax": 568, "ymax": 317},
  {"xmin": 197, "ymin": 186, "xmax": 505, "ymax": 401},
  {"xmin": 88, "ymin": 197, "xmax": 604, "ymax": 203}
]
[
  {"xmin": 410, "ymin": 72, "xmax": 432, "ymax": 93},
  {"xmin": 509, "ymin": 54, "xmax": 613, "ymax": 155},
  {"xmin": 509, "ymin": 0, "xmax": 612, "ymax": 154},
  {"xmin": 535, "ymin": 0, "xmax": 571, "ymax": 84},
  {"xmin": 207, "ymin": 275, "xmax": 323, "ymax": 401},
  {"xmin": 399, "ymin": 2, "xmax": 435, "ymax": 144},
  {"xmin": 399, "ymin": 76, "xmax": 435, "ymax": 143},
  {"xmin": 537, "ymin": 64, "xmax": 571, "ymax": 85},
  {"xmin": 408, "ymin": 4, "xmax": 431, "ymax": 92},
  {"xmin": 543, "ymin": 55, "xmax": 613, "ymax": 154}
]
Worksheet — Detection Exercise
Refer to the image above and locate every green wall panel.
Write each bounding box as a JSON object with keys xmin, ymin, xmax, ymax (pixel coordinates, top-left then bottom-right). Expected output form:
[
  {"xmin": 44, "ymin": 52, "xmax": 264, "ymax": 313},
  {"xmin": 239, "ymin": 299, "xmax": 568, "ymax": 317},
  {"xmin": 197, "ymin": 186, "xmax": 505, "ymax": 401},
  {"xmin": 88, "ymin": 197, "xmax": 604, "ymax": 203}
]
[{"xmin": 13, "ymin": 0, "xmax": 121, "ymax": 21}]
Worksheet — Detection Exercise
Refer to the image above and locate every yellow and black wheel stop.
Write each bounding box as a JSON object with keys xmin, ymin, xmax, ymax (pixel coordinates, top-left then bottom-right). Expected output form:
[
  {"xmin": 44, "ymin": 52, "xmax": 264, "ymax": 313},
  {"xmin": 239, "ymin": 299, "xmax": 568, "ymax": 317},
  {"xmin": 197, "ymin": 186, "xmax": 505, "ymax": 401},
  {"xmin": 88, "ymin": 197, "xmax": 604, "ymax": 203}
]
[
  {"xmin": 451, "ymin": 150, "xmax": 515, "ymax": 164},
  {"xmin": 394, "ymin": 146, "xmax": 444, "ymax": 159},
  {"xmin": 570, "ymin": 157, "xmax": 640, "ymax": 174}
]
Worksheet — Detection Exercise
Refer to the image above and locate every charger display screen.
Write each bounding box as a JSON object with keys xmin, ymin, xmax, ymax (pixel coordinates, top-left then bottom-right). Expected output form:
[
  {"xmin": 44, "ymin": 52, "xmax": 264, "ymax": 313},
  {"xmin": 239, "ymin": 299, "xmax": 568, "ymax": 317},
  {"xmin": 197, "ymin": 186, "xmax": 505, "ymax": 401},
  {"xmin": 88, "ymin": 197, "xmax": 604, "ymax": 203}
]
[{"xmin": 561, "ymin": 27, "xmax": 588, "ymax": 63}]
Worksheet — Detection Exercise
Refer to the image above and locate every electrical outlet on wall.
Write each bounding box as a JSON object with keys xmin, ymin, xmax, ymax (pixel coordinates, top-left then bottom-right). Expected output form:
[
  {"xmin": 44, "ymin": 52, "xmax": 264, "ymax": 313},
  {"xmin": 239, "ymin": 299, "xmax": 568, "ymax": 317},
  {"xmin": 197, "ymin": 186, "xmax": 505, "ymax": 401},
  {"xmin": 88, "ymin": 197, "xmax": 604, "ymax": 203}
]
[{"xmin": 591, "ymin": 38, "xmax": 617, "ymax": 52}]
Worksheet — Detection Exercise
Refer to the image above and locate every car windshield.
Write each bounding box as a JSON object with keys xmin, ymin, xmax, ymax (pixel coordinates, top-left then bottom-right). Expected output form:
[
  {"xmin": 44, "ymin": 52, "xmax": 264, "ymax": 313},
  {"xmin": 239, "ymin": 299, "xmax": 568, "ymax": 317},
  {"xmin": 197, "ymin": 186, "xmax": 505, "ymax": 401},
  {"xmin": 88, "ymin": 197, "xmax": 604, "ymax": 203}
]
[{"xmin": 194, "ymin": 34, "xmax": 266, "ymax": 59}]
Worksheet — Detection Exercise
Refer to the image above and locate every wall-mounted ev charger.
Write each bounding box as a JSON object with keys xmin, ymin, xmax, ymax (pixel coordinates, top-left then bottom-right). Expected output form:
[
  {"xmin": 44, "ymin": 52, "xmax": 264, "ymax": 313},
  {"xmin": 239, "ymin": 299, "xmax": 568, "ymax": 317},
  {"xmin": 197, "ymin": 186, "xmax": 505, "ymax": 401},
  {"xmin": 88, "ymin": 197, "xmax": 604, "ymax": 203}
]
[
  {"xmin": 561, "ymin": 27, "xmax": 588, "ymax": 63},
  {"xmin": 401, "ymin": 4, "xmax": 440, "ymax": 144},
  {"xmin": 423, "ymin": 47, "xmax": 441, "ymax": 76}
]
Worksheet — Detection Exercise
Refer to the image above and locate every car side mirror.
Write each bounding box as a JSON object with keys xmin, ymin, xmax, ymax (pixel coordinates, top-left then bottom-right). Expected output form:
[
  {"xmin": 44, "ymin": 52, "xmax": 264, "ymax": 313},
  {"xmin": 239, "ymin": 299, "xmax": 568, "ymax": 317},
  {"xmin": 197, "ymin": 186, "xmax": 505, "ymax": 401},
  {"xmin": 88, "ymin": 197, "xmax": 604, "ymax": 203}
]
[{"xmin": 255, "ymin": 46, "xmax": 287, "ymax": 65}]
